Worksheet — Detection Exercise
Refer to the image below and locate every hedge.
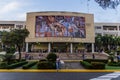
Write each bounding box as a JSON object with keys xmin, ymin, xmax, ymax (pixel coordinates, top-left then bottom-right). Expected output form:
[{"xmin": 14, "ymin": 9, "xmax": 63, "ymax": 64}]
[
  {"xmin": 80, "ymin": 61, "xmax": 92, "ymax": 69},
  {"xmin": 7, "ymin": 61, "xmax": 28, "ymax": 69},
  {"xmin": 80, "ymin": 61, "xmax": 106, "ymax": 69},
  {"xmin": 37, "ymin": 61, "xmax": 56, "ymax": 69},
  {"xmin": 46, "ymin": 53, "xmax": 57, "ymax": 62},
  {"xmin": 83, "ymin": 59, "xmax": 108, "ymax": 63},
  {"xmin": 107, "ymin": 62, "xmax": 120, "ymax": 66},
  {"xmin": 22, "ymin": 61, "xmax": 37, "ymax": 69},
  {"xmin": 91, "ymin": 62, "xmax": 105, "ymax": 69},
  {"xmin": 0, "ymin": 62, "xmax": 7, "ymax": 69}
]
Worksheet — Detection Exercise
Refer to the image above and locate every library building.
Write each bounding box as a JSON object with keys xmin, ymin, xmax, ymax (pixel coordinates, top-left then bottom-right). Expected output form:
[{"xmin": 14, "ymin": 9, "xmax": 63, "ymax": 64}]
[{"xmin": 25, "ymin": 11, "xmax": 95, "ymax": 54}]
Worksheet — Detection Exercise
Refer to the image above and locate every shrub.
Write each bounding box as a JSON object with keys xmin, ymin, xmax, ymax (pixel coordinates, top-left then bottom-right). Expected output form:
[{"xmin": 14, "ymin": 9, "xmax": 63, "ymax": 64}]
[
  {"xmin": 107, "ymin": 62, "xmax": 120, "ymax": 66},
  {"xmin": 80, "ymin": 61, "xmax": 92, "ymax": 69},
  {"xmin": 46, "ymin": 53, "xmax": 57, "ymax": 62},
  {"xmin": 37, "ymin": 61, "xmax": 56, "ymax": 69},
  {"xmin": 83, "ymin": 59, "xmax": 108, "ymax": 63},
  {"xmin": 20, "ymin": 59, "xmax": 26, "ymax": 61},
  {"xmin": 4, "ymin": 53, "xmax": 14, "ymax": 65},
  {"xmin": 91, "ymin": 62, "xmax": 105, "ymax": 69},
  {"xmin": 0, "ymin": 62, "xmax": 7, "ymax": 69},
  {"xmin": 39, "ymin": 59, "xmax": 47, "ymax": 62},
  {"xmin": 7, "ymin": 61, "xmax": 28, "ymax": 69},
  {"xmin": 80, "ymin": 61, "xmax": 105, "ymax": 69},
  {"xmin": 22, "ymin": 61, "xmax": 37, "ymax": 69}
]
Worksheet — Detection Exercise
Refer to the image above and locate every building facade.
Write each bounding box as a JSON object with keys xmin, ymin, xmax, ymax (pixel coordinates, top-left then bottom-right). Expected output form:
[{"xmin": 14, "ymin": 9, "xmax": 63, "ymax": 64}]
[
  {"xmin": 25, "ymin": 11, "xmax": 95, "ymax": 53},
  {"xmin": 94, "ymin": 23, "xmax": 120, "ymax": 36},
  {"xmin": 0, "ymin": 21, "xmax": 26, "ymax": 31},
  {"xmin": 1, "ymin": 15, "xmax": 120, "ymax": 53}
]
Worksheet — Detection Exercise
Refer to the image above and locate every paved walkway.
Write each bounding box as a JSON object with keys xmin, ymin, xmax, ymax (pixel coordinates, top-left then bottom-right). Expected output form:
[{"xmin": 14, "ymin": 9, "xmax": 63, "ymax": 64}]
[
  {"xmin": 61, "ymin": 62, "xmax": 84, "ymax": 69},
  {"xmin": 16, "ymin": 52, "xmax": 109, "ymax": 60}
]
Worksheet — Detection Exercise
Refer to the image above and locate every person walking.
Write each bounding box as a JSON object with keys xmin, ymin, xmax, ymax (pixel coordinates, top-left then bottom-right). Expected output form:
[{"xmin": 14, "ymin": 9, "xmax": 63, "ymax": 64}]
[{"xmin": 56, "ymin": 56, "xmax": 61, "ymax": 70}]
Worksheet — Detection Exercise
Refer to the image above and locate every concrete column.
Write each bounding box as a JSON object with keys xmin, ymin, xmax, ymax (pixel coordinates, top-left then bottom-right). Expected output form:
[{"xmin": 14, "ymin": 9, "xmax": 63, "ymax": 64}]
[
  {"xmin": 101, "ymin": 26, "xmax": 104, "ymax": 36},
  {"xmin": 26, "ymin": 42, "xmax": 29, "ymax": 52},
  {"xmin": 117, "ymin": 24, "xmax": 120, "ymax": 36},
  {"xmin": 48, "ymin": 43, "xmax": 51, "ymax": 53},
  {"xmin": 92, "ymin": 43, "xmax": 94, "ymax": 53},
  {"xmin": 70, "ymin": 43, "xmax": 73, "ymax": 53}
]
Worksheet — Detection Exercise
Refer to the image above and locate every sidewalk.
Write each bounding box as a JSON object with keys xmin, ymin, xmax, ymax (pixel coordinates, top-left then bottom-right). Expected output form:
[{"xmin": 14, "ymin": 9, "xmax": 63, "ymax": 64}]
[{"xmin": 61, "ymin": 62, "xmax": 84, "ymax": 69}]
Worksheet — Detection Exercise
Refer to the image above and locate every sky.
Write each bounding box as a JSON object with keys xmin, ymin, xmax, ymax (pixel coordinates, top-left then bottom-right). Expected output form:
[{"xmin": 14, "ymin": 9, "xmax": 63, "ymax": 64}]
[{"xmin": 0, "ymin": 0, "xmax": 120, "ymax": 23}]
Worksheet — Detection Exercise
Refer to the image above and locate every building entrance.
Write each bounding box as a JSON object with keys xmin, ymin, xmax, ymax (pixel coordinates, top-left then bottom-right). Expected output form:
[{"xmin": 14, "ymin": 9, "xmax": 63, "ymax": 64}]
[{"xmin": 51, "ymin": 43, "xmax": 69, "ymax": 53}]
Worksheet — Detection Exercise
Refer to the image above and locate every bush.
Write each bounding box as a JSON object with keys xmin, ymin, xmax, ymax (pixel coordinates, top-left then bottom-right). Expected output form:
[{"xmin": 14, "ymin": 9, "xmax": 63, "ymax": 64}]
[
  {"xmin": 37, "ymin": 61, "xmax": 56, "ymax": 69},
  {"xmin": 107, "ymin": 62, "xmax": 120, "ymax": 66},
  {"xmin": 20, "ymin": 59, "xmax": 26, "ymax": 61},
  {"xmin": 91, "ymin": 62, "xmax": 105, "ymax": 69},
  {"xmin": 0, "ymin": 62, "xmax": 7, "ymax": 69},
  {"xmin": 46, "ymin": 53, "xmax": 57, "ymax": 62},
  {"xmin": 39, "ymin": 59, "xmax": 47, "ymax": 62},
  {"xmin": 83, "ymin": 59, "xmax": 108, "ymax": 63},
  {"xmin": 80, "ymin": 61, "xmax": 92, "ymax": 69},
  {"xmin": 80, "ymin": 61, "xmax": 105, "ymax": 69},
  {"xmin": 7, "ymin": 61, "xmax": 28, "ymax": 69},
  {"xmin": 22, "ymin": 61, "xmax": 37, "ymax": 69}
]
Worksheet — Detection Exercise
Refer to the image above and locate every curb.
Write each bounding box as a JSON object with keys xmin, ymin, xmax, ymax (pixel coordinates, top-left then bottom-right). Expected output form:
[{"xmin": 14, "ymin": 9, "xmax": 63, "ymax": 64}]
[
  {"xmin": 0, "ymin": 69, "xmax": 118, "ymax": 72},
  {"xmin": 63, "ymin": 60, "xmax": 82, "ymax": 62}
]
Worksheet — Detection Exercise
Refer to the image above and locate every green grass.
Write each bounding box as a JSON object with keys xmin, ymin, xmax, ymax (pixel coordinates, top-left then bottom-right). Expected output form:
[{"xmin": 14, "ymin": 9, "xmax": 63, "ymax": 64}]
[{"xmin": 105, "ymin": 65, "xmax": 120, "ymax": 70}]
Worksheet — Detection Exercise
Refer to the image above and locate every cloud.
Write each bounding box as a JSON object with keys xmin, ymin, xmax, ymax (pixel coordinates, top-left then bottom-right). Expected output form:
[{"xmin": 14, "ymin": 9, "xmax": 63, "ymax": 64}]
[
  {"xmin": 0, "ymin": 1, "xmax": 20, "ymax": 15},
  {"xmin": 16, "ymin": 13, "xmax": 26, "ymax": 20}
]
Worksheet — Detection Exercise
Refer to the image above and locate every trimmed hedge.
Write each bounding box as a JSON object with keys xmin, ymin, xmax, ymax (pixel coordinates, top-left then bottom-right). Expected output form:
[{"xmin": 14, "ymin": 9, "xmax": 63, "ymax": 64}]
[
  {"xmin": 39, "ymin": 59, "xmax": 47, "ymax": 62},
  {"xmin": 0, "ymin": 62, "xmax": 7, "ymax": 69},
  {"xmin": 37, "ymin": 61, "xmax": 56, "ymax": 69},
  {"xmin": 83, "ymin": 59, "xmax": 108, "ymax": 63},
  {"xmin": 22, "ymin": 61, "xmax": 37, "ymax": 69},
  {"xmin": 91, "ymin": 62, "xmax": 105, "ymax": 69},
  {"xmin": 7, "ymin": 61, "xmax": 28, "ymax": 69},
  {"xmin": 80, "ymin": 61, "xmax": 92, "ymax": 69},
  {"xmin": 46, "ymin": 53, "xmax": 57, "ymax": 62},
  {"xmin": 107, "ymin": 62, "xmax": 120, "ymax": 66},
  {"xmin": 80, "ymin": 61, "xmax": 106, "ymax": 69}
]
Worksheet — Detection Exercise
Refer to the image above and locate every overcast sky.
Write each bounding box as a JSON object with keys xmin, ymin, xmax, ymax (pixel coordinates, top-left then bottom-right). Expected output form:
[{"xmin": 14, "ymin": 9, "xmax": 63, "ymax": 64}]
[{"xmin": 0, "ymin": 0, "xmax": 120, "ymax": 23}]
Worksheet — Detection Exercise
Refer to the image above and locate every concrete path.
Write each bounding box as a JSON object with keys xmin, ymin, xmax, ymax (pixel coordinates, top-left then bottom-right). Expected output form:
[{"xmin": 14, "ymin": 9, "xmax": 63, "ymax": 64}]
[{"xmin": 61, "ymin": 62, "xmax": 84, "ymax": 69}]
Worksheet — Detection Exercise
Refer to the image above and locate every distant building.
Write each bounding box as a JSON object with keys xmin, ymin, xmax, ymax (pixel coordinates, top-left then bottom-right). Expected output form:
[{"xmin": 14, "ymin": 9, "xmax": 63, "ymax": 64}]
[
  {"xmin": 0, "ymin": 21, "xmax": 26, "ymax": 51},
  {"xmin": 94, "ymin": 23, "xmax": 120, "ymax": 36},
  {"xmin": 0, "ymin": 21, "xmax": 26, "ymax": 31}
]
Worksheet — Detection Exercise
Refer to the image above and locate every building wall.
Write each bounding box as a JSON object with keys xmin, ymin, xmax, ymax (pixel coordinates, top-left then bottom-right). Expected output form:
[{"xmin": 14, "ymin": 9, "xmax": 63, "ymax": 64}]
[
  {"xmin": 94, "ymin": 23, "xmax": 120, "ymax": 36},
  {"xmin": 0, "ymin": 21, "xmax": 26, "ymax": 31},
  {"xmin": 26, "ymin": 11, "xmax": 95, "ymax": 43}
]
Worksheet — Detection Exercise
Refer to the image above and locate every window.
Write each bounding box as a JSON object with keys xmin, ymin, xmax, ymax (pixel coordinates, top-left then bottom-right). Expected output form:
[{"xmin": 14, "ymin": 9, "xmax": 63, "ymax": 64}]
[
  {"xmin": 103, "ymin": 26, "xmax": 117, "ymax": 30},
  {"xmin": 16, "ymin": 25, "xmax": 23, "ymax": 29},
  {"xmin": 95, "ymin": 26, "xmax": 101, "ymax": 29},
  {"xmin": 0, "ymin": 24, "xmax": 14, "ymax": 29}
]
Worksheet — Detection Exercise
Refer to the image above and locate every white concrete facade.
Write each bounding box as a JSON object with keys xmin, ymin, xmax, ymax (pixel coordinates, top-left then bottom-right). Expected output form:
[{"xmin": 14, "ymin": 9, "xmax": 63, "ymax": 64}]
[
  {"xmin": 0, "ymin": 21, "xmax": 26, "ymax": 31},
  {"xmin": 94, "ymin": 23, "xmax": 120, "ymax": 36}
]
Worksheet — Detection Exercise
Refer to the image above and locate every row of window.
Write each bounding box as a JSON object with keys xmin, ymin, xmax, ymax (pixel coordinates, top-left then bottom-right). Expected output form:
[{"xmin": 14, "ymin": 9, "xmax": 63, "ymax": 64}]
[
  {"xmin": 95, "ymin": 26, "xmax": 120, "ymax": 30},
  {"xmin": 0, "ymin": 24, "xmax": 24, "ymax": 29}
]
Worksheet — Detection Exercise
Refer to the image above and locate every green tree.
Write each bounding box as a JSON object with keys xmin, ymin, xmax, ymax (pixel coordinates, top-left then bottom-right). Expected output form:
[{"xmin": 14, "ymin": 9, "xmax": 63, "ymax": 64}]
[
  {"xmin": 95, "ymin": 34, "xmax": 103, "ymax": 51},
  {"xmin": 1, "ymin": 29, "xmax": 29, "ymax": 61},
  {"xmin": 95, "ymin": 0, "xmax": 120, "ymax": 9}
]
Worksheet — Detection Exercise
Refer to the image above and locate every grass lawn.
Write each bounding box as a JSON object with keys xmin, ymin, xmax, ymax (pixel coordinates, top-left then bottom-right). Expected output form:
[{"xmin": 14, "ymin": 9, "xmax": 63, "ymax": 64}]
[{"xmin": 106, "ymin": 65, "xmax": 120, "ymax": 70}]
